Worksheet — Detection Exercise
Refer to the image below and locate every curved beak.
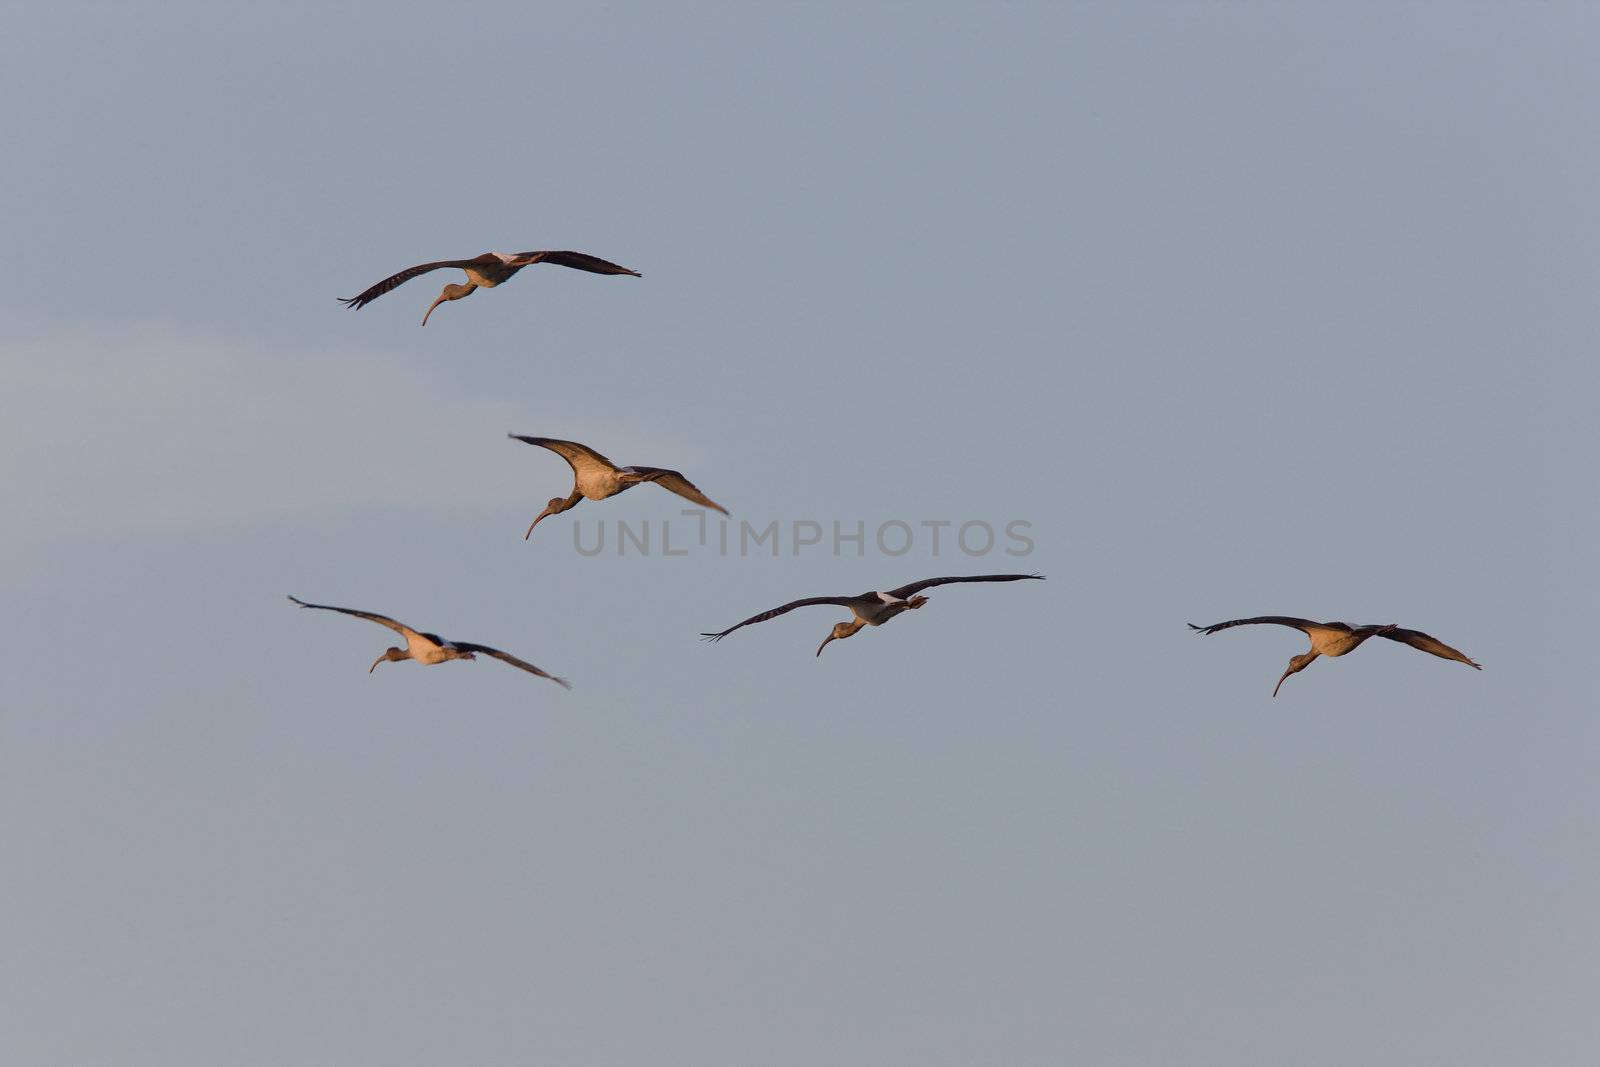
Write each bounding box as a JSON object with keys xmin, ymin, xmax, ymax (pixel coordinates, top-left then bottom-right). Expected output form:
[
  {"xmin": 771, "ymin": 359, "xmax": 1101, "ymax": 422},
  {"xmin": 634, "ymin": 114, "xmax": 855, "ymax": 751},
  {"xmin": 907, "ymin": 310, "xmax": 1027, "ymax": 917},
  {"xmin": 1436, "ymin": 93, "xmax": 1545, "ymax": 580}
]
[
  {"xmin": 421, "ymin": 295, "xmax": 447, "ymax": 326},
  {"xmin": 1272, "ymin": 669, "xmax": 1291, "ymax": 698},
  {"xmin": 369, "ymin": 654, "xmax": 387, "ymax": 674},
  {"xmin": 524, "ymin": 507, "xmax": 555, "ymax": 540},
  {"xmin": 816, "ymin": 632, "xmax": 837, "ymax": 658}
]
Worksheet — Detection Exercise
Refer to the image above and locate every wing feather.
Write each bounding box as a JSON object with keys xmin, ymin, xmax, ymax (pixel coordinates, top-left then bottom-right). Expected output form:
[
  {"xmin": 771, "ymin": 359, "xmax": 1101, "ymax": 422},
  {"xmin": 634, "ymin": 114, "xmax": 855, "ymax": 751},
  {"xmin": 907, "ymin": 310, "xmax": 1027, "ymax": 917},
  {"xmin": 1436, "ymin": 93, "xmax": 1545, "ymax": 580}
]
[
  {"xmin": 701, "ymin": 597, "xmax": 860, "ymax": 642},
  {"xmin": 338, "ymin": 259, "xmax": 485, "ymax": 309},
  {"xmin": 287, "ymin": 595, "xmax": 421, "ymax": 639},
  {"xmin": 508, "ymin": 436, "xmax": 622, "ymax": 480},
  {"xmin": 634, "ymin": 467, "xmax": 729, "ymax": 514},
  {"xmin": 514, "ymin": 250, "xmax": 641, "ymax": 276},
  {"xmin": 1187, "ymin": 616, "xmax": 1319, "ymax": 636},
  {"xmin": 450, "ymin": 642, "xmax": 573, "ymax": 688},
  {"xmin": 1377, "ymin": 627, "xmax": 1482, "ymax": 669},
  {"xmin": 885, "ymin": 573, "xmax": 1044, "ymax": 600}
]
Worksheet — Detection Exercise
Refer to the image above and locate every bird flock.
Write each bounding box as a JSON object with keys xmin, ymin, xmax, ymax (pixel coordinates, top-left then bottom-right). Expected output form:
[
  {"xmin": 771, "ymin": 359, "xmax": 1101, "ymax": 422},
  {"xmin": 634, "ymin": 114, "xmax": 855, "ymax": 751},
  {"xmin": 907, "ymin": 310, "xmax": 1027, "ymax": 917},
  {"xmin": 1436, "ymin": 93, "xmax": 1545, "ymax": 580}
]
[{"xmin": 293, "ymin": 247, "xmax": 1482, "ymax": 698}]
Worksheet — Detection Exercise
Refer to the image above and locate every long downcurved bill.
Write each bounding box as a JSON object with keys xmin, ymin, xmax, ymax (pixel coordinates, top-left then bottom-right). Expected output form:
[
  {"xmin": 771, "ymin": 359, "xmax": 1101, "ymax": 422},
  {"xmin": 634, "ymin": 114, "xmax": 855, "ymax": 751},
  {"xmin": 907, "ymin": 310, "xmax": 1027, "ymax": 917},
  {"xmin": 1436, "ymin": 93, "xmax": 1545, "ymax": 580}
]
[
  {"xmin": 524, "ymin": 508, "xmax": 556, "ymax": 540},
  {"xmin": 816, "ymin": 633, "xmax": 838, "ymax": 657},
  {"xmin": 1272, "ymin": 665, "xmax": 1295, "ymax": 698},
  {"xmin": 369, "ymin": 654, "xmax": 388, "ymax": 674},
  {"xmin": 421, "ymin": 295, "xmax": 449, "ymax": 326}
]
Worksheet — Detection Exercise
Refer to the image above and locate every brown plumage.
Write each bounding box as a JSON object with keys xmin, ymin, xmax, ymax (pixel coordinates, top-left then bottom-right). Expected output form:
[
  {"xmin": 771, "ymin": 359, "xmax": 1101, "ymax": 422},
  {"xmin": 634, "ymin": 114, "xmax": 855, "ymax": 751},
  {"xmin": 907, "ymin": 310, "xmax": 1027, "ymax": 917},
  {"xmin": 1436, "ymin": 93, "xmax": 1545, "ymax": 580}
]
[
  {"xmin": 1188, "ymin": 615, "xmax": 1481, "ymax": 696},
  {"xmin": 287, "ymin": 596, "xmax": 570, "ymax": 688},
  {"xmin": 702, "ymin": 574, "xmax": 1044, "ymax": 656},
  {"xmin": 340, "ymin": 250, "xmax": 640, "ymax": 324},
  {"xmin": 510, "ymin": 435, "xmax": 728, "ymax": 539}
]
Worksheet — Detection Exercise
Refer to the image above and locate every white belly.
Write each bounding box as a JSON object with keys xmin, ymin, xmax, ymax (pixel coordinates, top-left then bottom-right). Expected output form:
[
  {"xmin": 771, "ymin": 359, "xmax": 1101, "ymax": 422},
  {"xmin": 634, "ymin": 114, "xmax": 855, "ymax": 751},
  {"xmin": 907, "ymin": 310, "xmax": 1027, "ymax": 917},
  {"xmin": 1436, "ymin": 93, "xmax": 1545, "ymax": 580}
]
[
  {"xmin": 1307, "ymin": 627, "xmax": 1363, "ymax": 657},
  {"xmin": 407, "ymin": 636, "xmax": 452, "ymax": 663},
  {"xmin": 579, "ymin": 469, "xmax": 629, "ymax": 500}
]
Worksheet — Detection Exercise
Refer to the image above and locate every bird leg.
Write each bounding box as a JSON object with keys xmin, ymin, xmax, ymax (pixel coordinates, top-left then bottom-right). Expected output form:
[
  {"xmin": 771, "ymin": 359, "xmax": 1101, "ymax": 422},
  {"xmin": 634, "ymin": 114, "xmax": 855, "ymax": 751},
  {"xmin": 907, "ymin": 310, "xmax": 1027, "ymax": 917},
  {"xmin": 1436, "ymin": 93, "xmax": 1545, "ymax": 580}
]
[
  {"xmin": 905, "ymin": 595, "xmax": 930, "ymax": 609},
  {"xmin": 422, "ymin": 282, "xmax": 478, "ymax": 325}
]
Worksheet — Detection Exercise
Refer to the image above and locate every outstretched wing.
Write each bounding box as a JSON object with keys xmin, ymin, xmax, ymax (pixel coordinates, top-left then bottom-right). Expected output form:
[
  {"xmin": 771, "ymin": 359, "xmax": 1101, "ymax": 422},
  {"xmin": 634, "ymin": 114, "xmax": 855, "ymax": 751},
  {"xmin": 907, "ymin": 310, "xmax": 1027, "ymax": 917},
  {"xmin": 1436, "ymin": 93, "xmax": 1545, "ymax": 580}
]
[
  {"xmin": 339, "ymin": 258, "xmax": 487, "ymax": 309},
  {"xmin": 287, "ymin": 595, "xmax": 420, "ymax": 639},
  {"xmin": 514, "ymin": 250, "xmax": 642, "ymax": 276},
  {"xmin": 1187, "ymin": 616, "xmax": 1319, "ymax": 636},
  {"xmin": 634, "ymin": 467, "xmax": 729, "ymax": 514},
  {"xmin": 450, "ymin": 642, "xmax": 573, "ymax": 688},
  {"xmin": 886, "ymin": 573, "xmax": 1044, "ymax": 600},
  {"xmin": 701, "ymin": 597, "xmax": 860, "ymax": 642},
  {"xmin": 508, "ymin": 435, "xmax": 621, "ymax": 480},
  {"xmin": 1378, "ymin": 627, "xmax": 1482, "ymax": 669}
]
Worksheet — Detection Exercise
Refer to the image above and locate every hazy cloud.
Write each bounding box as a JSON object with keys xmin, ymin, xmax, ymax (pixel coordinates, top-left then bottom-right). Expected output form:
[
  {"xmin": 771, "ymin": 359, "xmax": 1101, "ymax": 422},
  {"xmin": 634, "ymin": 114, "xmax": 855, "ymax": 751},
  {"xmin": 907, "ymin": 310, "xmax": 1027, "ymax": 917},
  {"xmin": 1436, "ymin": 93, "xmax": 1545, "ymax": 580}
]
[{"xmin": 0, "ymin": 328, "xmax": 655, "ymax": 554}]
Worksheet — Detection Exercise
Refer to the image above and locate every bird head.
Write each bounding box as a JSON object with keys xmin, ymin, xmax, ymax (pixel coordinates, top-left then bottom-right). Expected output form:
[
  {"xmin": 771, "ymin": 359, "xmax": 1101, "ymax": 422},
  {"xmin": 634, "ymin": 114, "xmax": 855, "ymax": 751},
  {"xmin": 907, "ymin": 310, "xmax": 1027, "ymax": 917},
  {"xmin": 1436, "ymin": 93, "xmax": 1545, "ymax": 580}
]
[
  {"xmin": 421, "ymin": 283, "xmax": 476, "ymax": 326},
  {"xmin": 369, "ymin": 647, "xmax": 407, "ymax": 673},
  {"xmin": 524, "ymin": 497, "xmax": 574, "ymax": 540},
  {"xmin": 816, "ymin": 620, "xmax": 865, "ymax": 657},
  {"xmin": 1273, "ymin": 652, "xmax": 1318, "ymax": 697}
]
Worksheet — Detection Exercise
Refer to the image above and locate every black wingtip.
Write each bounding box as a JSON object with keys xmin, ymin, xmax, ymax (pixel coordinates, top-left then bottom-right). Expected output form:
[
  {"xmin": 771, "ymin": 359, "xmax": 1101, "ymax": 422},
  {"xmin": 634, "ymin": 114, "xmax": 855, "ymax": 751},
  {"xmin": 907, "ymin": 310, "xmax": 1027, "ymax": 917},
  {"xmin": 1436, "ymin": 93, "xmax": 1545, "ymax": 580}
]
[
  {"xmin": 1187, "ymin": 623, "xmax": 1205, "ymax": 632},
  {"xmin": 699, "ymin": 633, "xmax": 723, "ymax": 643},
  {"xmin": 287, "ymin": 595, "xmax": 307, "ymax": 607}
]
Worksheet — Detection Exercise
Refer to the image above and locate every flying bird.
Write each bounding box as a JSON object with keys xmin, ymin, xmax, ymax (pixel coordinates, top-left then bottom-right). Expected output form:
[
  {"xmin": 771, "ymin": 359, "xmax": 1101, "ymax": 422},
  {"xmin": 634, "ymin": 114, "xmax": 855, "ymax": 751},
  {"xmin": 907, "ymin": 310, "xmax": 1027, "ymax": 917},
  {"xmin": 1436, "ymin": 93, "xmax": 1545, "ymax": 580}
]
[
  {"xmin": 510, "ymin": 435, "xmax": 728, "ymax": 539},
  {"xmin": 702, "ymin": 574, "xmax": 1044, "ymax": 656},
  {"xmin": 287, "ymin": 596, "xmax": 571, "ymax": 688},
  {"xmin": 339, "ymin": 250, "xmax": 640, "ymax": 325},
  {"xmin": 1187, "ymin": 615, "xmax": 1481, "ymax": 696}
]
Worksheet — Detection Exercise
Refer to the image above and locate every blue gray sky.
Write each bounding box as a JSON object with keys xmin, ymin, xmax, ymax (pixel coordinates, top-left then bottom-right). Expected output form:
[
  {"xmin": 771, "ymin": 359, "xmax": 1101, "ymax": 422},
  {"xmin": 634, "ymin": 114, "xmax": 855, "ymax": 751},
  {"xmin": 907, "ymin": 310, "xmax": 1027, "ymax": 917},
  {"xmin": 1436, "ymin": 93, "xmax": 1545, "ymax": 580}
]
[{"xmin": 4, "ymin": 4, "xmax": 1598, "ymax": 1065}]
